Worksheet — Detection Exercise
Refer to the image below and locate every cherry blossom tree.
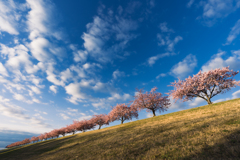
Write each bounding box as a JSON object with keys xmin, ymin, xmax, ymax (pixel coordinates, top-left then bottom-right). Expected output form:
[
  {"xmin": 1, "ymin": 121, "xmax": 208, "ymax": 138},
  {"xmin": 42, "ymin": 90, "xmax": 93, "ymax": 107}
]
[
  {"xmin": 43, "ymin": 132, "xmax": 50, "ymax": 140},
  {"xmin": 59, "ymin": 127, "xmax": 66, "ymax": 137},
  {"xmin": 74, "ymin": 119, "xmax": 96, "ymax": 132},
  {"xmin": 131, "ymin": 87, "xmax": 171, "ymax": 117},
  {"xmin": 109, "ymin": 103, "xmax": 138, "ymax": 124},
  {"xmin": 38, "ymin": 134, "xmax": 45, "ymax": 141},
  {"xmin": 91, "ymin": 114, "xmax": 110, "ymax": 129},
  {"xmin": 166, "ymin": 66, "xmax": 240, "ymax": 105},
  {"xmin": 49, "ymin": 129, "xmax": 60, "ymax": 139},
  {"xmin": 22, "ymin": 138, "xmax": 30, "ymax": 145},
  {"xmin": 30, "ymin": 136, "xmax": 39, "ymax": 143},
  {"xmin": 67, "ymin": 123, "xmax": 77, "ymax": 135}
]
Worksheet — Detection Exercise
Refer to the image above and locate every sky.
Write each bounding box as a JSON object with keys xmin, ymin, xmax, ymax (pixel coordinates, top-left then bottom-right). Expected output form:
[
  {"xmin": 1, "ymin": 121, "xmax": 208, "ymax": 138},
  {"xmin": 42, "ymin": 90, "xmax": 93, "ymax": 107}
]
[{"xmin": 0, "ymin": 0, "xmax": 240, "ymax": 149}]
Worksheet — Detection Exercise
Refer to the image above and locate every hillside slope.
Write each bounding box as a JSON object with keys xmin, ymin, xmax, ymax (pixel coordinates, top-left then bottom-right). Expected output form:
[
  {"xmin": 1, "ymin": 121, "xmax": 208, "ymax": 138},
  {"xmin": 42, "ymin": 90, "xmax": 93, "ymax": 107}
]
[{"xmin": 1, "ymin": 98, "xmax": 240, "ymax": 160}]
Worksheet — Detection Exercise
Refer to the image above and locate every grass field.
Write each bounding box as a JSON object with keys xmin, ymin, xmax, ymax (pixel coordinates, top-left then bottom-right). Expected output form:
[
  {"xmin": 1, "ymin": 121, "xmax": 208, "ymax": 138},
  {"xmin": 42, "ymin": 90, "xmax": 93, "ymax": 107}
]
[{"xmin": 1, "ymin": 98, "xmax": 240, "ymax": 160}]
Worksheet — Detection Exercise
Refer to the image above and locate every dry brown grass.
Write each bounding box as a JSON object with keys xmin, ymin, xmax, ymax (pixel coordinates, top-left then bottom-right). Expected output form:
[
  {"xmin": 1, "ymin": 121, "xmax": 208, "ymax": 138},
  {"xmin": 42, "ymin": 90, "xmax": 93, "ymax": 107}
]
[{"xmin": 1, "ymin": 98, "xmax": 240, "ymax": 160}]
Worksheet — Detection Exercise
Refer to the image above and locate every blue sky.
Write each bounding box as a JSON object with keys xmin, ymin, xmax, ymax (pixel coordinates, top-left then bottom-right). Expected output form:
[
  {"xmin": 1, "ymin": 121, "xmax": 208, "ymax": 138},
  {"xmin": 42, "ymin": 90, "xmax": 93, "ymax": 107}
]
[{"xmin": 1, "ymin": 0, "xmax": 240, "ymax": 149}]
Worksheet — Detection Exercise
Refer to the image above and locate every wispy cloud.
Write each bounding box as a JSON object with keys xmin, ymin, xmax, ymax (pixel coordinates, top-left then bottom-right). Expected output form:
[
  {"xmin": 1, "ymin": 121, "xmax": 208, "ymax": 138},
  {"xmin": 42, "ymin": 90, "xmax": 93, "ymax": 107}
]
[
  {"xmin": 147, "ymin": 52, "xmax": 176, "ymax": 66},
  {"xmin": 200, "ymin": 50, "xmax": 240, "ymax": 73},
  {"xmin": 196, "ymin": 0, "xmax": 240, "ymax": 26},
  {"xmin": 169, "ymin": 54, "xmax": 197, "ymax": 79},
  {"xmin": 156, "ymin": 73, "xmax": 167, "ymax": 79},
  {"xmin": 156, "ymin": 23, "xmax": 182, "ymax": 52},
  {"xmin": 112, "ymin": 69, "xmax": 125, "ymax": 79},
  {"xmin": 232, "ymin": 90, "xmax": 240, "ymax": 99},
  {"xmin": 0, "ymin": 0, "xmax": 20, "ymax": 35},
  {"xmin": 187, "ymin": 0, "xmax": 195, "ymax": 8},
  {"xmin": 159, "ymin": 22, "xmax": 174, "ymax": 33},
  {"xmin": 157, "ymin": 34, "xmax": 183, "ymax": 52},
  {"xmin": 225, "ymin": 19, "xmax": 240, "ymax": 45},
  {"xmin": 59, "ymin": 113, "xmax": 70, "ymax": 120},
  {"xmin": 49, "ymin": 85, "xmax": 57, "ymax": 94},
  {"xmin": 81, "ymin": 5, "xmax": 138, "ymax": 63},
  {"xmin": 0, "ymin": 102, "xmax": 50, "ymax": 130}
]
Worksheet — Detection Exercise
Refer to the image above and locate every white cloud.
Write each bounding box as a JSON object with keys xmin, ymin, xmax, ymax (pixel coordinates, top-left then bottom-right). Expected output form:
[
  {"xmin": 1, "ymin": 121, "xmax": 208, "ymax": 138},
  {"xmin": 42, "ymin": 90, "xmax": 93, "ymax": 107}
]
[
  {"xmin": 156, "ymin": 73, "xmax": 167, "ymax": 79},
  {"xmin": 28, "ymin": 85, "xmax": 41, "ymax": 94},
  {"xmin": 1, "ymin": 44, "xmax": 33, "ymax": 73},
  {"xmin": 147, "ymin": 52, "xmax": 176, "ymax": 66},
  {"xmin": 232, "ymin": 89, "xmax": 240, "ymax": 99},
  {"xmin": 212, "ymin": 98, "xmax": 225, "ymax": 103},
  {"xmin": 91, "ymin": 101, "xmax": 106, "ymax": 109},
  {"xmin": 65, "ymin": 83, "xmax": 88, "ymax": 104},
  {"xmin": 108, "ymin": 93, "xmax": 131, "ymax": 101},
  {"xmin": 112, "ymin": 69, "xmax": 125, "ymax": 79},
  {"xmin": 157, "ymin": 34, "xmax": 183, "ymax": 52},
  {"xmin": 60, "ymin": 68, "xmax": 73, "ymax": 83},
  {"xmin": 187, "ymin": 0, "xmax": 195, "ymax": 8},
  {"xmin": 146, "ymin": 113, "xmax": 152, "ymax": 118},
  {"xmin": 78, "ymin": 115, "xmax": 92, "ymax": 121},
  {"xmin": 225, "ymin": 19, "xmax": 240, "ymax": 45},
  {"xmin": 26, "ymin": 0, "xmax": 50, "ymax": 39},
  {"xmin": 49, "ymin": 85, "xmax": 57, "ymax": 94},
  {"xmin": 32, "ymin": 98, "xmax": 41, "ymax": 103},
  {"xmin": 0, "ymin": 96, "xmax": 10, "ymax": 103},
  {"xmin": 170, "ymin": 54, "xmax": 197, "ymax": 79},
  {"xmin": 46, "ymin": 69, "xmax": 65, "ymax": 87},
  {"xmin": 188, "ymin": 97, "xmax": 206, "ymax": 107},
  {"xmin": 13, "ymin": 93, "xmax": 25, "ymax": 101},
  {"xmin": 81, "ymin": 6, "xmax": 138, "ymax": 63},
  {"xmin": 67, "ymin": 107, "xmax": 78, "ymax": 112},
  {"xmin": 92, "ymin": 81, "xmax": 117, "ymax": 94},
  {"xmin": 29, "ymin": 37, "xmax": 50, "ymax": 62},
  {"xmin": 201, "ymin": 50, "xmax": 240, "ymax": 73},
  {"xmin": 159, "ymin": 22, "xmax": 174, "ymax": 33},
  {"xmin": 0, "ymin": 0, "xmax": 19, "ymax": 35},
  {"xmin": 74, "ymin": 50, "xmax": 88, "ymax": 63},
  {"xmin": 70, "ymin": 65, "xmax": 86, "ymax": 78},
  {"xmin": 167, "ymin": 96, "xmax": 186, "ymax": 110},
  {"xmin": 0, "ymin": 62, "xmax": 8, "ymax": 76},
  {"xmin": 198, "ymin": 0, "xmax": 240, "ymax": 26},
  {"xmin": 82, "ymin": 32, "xmax": 104, "ymax": 58},
  {"xmin": 59, "ymin": 113, "xmax": 70, "ymax": 120},
  {"xmin": 0, "ymin": 103, "xmax": 50, "ymax": 129}
]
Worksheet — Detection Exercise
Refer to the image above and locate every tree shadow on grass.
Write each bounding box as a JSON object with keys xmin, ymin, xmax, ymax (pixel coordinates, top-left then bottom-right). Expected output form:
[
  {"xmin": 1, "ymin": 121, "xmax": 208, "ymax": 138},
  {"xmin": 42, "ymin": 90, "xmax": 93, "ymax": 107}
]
[
  {"xmin": 182, "ymin": 128, "xmax": 240, "ymax": 160},
  {"xmin": 0, "ymin": 135, "xmax": 77, "ymax": 160}
]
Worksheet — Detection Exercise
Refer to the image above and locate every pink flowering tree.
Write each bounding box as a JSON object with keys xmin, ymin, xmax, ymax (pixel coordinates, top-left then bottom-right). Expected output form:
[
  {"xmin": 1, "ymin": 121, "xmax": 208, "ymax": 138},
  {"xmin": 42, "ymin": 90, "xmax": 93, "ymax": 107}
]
[
  {"xmin": 30, "ymin": 136, "xmax": 39, "ymax": 143},
  {"xmin": 165, "ymin": 66, "xmax": 240, "ymax": 105},
  {"xmin": 49, "ymin": 129, "xmax": 60, "ymax": 139},
  {"xmin": 67, "ymin": 123, "xmax": 77, "ymax": 135},
  {"xmin": 131, "ymin": 87, "xmax": 171, "ymax": 117},
  {"xmin": 109, "ymin": 103, "xmax": 138, "ymax": 124},
  {"xmin": 74, "ymin": 119, "xmax": 95, "ymax": 132},
  {"xmin": 91, "ymin": 114, "xmax": 110, "ymax": 129},
  {"xmin": 38, "ymin": 134, "xmax": 45, "ymax": 141}
]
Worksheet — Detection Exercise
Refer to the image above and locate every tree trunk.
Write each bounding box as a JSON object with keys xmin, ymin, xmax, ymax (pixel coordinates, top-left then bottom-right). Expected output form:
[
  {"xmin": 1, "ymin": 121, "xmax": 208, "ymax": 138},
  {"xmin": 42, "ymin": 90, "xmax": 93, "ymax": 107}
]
[
  {"xmin": 207, "ymin": 97, "xmax": 212, "ymax": 105},
  {"xmin": 121, "ymin": 117, "xmax": 124, "ymax": 124},
  {"xmin": 152, "ymin": 110, "xmax": 156, "ymax": 117},
  {"xmin": 98, "ymin": 125, "xmax": 102, "ymax": 130}
]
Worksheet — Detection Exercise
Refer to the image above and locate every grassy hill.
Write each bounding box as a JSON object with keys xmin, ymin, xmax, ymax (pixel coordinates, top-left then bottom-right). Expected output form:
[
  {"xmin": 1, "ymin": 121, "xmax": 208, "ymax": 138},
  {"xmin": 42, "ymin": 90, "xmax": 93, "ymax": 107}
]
[{"xmin": 1, "ymin": 98, "xmax": 240, "ymax": 160}]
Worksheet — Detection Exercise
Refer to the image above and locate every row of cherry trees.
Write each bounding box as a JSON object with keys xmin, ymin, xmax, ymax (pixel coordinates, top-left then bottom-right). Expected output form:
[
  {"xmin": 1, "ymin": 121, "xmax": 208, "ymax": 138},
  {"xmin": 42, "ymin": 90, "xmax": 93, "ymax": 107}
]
[
  {"xmin": 5, "ymin": 87, "xmax": 169, "ymax": 148},
  {"xmin": 6, "ymin": 66, "xmax": 240, "ymax": 148}
]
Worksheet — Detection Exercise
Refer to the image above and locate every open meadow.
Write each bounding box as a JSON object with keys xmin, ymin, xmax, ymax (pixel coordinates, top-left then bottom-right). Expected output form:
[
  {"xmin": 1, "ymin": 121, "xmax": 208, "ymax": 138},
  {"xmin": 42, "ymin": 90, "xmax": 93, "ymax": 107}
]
[{"xmin": 1, "ymin": 98, "xmax": 240, "ymax": 160}]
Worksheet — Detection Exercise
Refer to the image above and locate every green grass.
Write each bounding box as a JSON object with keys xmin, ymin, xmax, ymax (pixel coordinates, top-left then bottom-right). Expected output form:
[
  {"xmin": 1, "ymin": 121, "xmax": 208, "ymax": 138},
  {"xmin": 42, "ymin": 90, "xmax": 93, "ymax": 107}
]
[{"xmin": 1, "ymin": 98, "xmax": 240, "ymax": 160}]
